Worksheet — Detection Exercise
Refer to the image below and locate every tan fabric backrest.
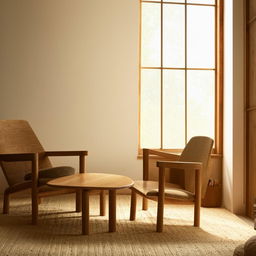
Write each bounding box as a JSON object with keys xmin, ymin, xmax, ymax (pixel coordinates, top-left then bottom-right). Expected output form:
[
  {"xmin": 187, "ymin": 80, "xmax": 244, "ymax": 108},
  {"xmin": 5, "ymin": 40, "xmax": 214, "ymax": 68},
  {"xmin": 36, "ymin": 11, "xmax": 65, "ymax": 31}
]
[
  {"xmin": 179, "ymin": 136, "xmax": 213, "ymax": 196},
  {"xmin": 0, "ymin": 120, "xmax": 52, "ymax": 186}
]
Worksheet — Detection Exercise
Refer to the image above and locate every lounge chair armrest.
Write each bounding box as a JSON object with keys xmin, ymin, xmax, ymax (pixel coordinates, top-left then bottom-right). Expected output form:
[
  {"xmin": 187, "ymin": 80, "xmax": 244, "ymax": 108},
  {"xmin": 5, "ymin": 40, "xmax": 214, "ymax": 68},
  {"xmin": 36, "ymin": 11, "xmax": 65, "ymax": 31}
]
[
  {"xmin": 0, "ymin": 152, "xmax": 37, "ymax": 162},
  {"xmin": 146, "ymin": 149, "xmax": 180, "ymax": 160},
  {"xmin": 45, "ymin": 150, "xmax": 87, "ymax": 173},
  {"xmin": 156, "ymin": 160, "xmax": 202, "ymax": 170},
  {"xmin": 45, "ymin": 150, "xmax": 88, "ymax": 157}
]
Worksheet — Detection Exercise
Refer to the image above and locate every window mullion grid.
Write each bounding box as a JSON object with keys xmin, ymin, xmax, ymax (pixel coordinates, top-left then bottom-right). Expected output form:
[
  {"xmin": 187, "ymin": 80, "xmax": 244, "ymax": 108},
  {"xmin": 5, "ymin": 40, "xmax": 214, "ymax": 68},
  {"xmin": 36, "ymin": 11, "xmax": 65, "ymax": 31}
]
[
  {"xmin": 185, "ymin": 0, "xmax": 188, "ymax": 145},
  {"xmin": 160, "ymin": 0, "xmax": 163, "ymax": 149},
  {"xmin": 214, "ymin": 0, "xmax": 218, "ymax": 152}
]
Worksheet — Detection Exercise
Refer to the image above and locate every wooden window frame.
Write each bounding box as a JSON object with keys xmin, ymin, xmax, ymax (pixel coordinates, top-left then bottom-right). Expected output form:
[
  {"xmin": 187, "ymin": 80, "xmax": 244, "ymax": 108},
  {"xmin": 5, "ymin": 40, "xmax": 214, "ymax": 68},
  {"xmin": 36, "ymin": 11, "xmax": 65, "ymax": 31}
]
[{"xmin": 138, "ymin": 0, "xmax": 223, "ymax": 155}]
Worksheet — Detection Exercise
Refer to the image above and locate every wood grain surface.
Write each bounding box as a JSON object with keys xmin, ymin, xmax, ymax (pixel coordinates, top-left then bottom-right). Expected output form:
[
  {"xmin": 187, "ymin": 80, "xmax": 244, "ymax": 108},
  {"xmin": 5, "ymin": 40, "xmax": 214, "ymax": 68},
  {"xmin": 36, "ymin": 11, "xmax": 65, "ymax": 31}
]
[{"xmin": 48, "ymin": 173, "xmax": 134, "ymax": 190}]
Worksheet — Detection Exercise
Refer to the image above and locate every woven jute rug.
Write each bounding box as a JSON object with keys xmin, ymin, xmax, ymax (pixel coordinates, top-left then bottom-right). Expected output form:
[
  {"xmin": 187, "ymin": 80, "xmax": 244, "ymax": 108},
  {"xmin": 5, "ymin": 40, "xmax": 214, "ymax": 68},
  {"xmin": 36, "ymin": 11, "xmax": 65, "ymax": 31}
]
[{"xmin": 0, "ymin": 194, "xmax": 254, "ymax": 256}]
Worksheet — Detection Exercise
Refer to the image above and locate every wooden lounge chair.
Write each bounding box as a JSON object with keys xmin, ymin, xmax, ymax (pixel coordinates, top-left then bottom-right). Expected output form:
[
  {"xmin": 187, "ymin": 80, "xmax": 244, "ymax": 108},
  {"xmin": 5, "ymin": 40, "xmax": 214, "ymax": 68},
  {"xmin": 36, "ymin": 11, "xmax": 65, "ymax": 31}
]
[{"xmin": 0, "ymin": 120, "xmax": 105, "ymax": 224}]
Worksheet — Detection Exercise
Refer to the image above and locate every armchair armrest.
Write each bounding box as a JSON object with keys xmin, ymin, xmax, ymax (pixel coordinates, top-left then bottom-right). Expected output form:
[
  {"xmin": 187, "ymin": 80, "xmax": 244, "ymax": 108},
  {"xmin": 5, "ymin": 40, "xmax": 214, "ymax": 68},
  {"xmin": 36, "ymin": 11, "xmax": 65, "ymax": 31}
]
[
  {"xmin": 45, "ymin": 150, "xmax": 87, "ymax": 174},
  {"xmin": 156, "ymin": 161, "xmax": 202, "ymax": 170},
  {"xmin": 45, "ymin": 150, "xmax": 88, "ymax": 157},
  {"xmin": 0, "ymin": 152, "xmax": 37, "ymax": 162},
  {"xmin": 147, "ymin": 149, "xmax": 180, "ymax": 160},
  {"xmin": 142, "ymin": 148, "xmax": 180, "ymax": 182}
]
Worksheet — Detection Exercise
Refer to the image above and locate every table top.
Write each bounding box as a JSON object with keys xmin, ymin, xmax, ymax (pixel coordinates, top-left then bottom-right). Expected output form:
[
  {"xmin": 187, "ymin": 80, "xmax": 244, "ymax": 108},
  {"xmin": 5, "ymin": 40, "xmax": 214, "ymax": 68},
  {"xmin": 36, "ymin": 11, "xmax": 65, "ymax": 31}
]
[{"xmin": 47, "ymin": 173, "xmax": 134, "ymax": 190}]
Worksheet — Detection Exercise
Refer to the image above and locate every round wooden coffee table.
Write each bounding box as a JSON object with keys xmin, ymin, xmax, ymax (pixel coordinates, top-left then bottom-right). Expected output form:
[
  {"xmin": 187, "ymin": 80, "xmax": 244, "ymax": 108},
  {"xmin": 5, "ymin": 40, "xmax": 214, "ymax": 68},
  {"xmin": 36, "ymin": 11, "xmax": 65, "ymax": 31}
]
[{"xmin": 47, "ymin": 173, "xmax": 134, "ymax": 235}]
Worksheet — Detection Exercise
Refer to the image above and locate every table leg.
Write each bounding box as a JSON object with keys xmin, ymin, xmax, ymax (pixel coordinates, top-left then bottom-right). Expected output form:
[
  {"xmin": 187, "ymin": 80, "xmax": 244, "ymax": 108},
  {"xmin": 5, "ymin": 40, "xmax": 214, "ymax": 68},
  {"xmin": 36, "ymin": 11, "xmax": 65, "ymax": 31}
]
[
  {"xmin": 82, "ymin": 190, "xmax": 89, "ymax": 235},
  {"xmin": 100, "ymin": 190, "xmax": 106, "ymax": 216},
  {"xmin": 76, "ymin": 189, "xmax": 82, "ymax": 212},
  {"xmin": 109, "ymin": 190, "xmax": 116, "ymax": 232}
]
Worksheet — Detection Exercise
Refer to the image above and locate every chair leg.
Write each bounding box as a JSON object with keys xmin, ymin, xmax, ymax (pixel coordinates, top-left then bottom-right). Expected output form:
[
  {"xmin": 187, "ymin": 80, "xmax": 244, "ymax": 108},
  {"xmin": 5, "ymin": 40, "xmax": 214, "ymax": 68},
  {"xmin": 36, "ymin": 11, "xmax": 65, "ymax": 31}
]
[
  {"xmin": 194, "ymin": 200, "xmax": 200, "ymax": 227},
  {"xmin": 3, "ymin": 190, "xmax": 10, "ymax": 214},
  {"xmin": 76, "ymin": 189, "xmax": 82, "ymax": 212},
  {"xmin": 194, "ymin": 168, "xmax": 201, "ymax": 227},
  {"xmin": 100, "ymin": 190, "xmax": 106, "ymax": 216},
  {"xmin": 142, "ymin": 197, "xmax": 148, "ymax": 210},
  {"xmin": 130, "ymin": 189, "xmax": 137, "ymax": 221}
]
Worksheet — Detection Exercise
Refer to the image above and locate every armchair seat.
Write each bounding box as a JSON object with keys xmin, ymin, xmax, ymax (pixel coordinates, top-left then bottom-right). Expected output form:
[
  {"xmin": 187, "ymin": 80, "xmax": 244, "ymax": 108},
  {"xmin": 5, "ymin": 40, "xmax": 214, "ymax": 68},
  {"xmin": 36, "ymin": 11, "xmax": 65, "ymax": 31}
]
[
  {"xmin": 133, "ymin": 180, "xmax": 194, "ymax": 200},
  {"xmin": 24, "ymin": 166, "xmax": 75, "ymax": 185}
]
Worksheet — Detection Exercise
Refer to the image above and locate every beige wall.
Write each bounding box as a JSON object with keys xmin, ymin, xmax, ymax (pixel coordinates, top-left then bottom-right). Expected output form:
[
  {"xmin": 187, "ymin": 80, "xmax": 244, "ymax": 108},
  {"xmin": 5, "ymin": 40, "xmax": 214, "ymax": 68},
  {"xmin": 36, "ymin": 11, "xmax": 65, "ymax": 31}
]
[{"xmin": 0, "ymin": 0, "xmax": 141, "ymax": 193}]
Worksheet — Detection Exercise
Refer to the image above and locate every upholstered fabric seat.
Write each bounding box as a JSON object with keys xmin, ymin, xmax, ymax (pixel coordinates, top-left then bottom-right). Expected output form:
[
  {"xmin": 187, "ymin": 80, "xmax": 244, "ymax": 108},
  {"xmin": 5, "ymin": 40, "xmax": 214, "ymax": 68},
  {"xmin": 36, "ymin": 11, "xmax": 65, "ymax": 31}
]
[
  {"xmin": 133, "ymin": 180, "xmax": 194, "ymax": 201},
  {"xmin": 24, "ymin": 166, "xmax": 75, "ymax": 185}
]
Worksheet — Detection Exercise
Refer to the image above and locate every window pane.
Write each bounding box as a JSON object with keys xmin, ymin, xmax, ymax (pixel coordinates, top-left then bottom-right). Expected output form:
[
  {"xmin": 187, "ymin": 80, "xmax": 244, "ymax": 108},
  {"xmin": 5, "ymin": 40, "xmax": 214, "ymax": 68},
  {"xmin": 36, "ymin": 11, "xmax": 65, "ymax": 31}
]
[
  {"xmin": 187, "ymin": 0, "xmax": 215, "ymax": 4},
  {"xmin": 140, "ymin": 69, "xmax": 161, "ymax": 148},
  {"xmin": 141, "ymin": 3, "xmax": 161, "ymax": 67},
  {"xmin": 163, "ymin": 4, "xmax": 185, "ymax": 68},
  {"xmin": 163, "ymin": 70, "xmax": 185, "ymax": 149},
  {"xmin": 187, "ymin": 70, "xmax": 215, "ymax": 141},
  {"xmin": 187, "ymin": 6, "xmax": 215, "ymax": 68}
]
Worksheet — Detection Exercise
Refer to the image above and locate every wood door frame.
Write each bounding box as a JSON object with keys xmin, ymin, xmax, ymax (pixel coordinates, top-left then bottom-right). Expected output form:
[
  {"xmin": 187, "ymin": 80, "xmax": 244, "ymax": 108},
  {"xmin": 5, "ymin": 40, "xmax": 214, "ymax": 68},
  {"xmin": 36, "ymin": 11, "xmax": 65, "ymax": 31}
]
[{"xmin": 245, "ymin": 0, "xmax": 256, "ymax": 217}]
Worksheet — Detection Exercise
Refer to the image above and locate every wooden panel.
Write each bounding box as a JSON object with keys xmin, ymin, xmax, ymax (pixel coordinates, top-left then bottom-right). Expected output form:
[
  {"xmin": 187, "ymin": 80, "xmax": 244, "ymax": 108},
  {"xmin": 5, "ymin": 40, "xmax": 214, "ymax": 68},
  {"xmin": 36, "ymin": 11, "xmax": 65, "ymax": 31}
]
[
  {"xmin": 247, "ymin": 111, "xmax": 256, "ymax": 217},
  {"xmin": 249, "ymin": 0, "xmax": 256, "ymax": 21},
  {"xmin": 246, "ymin": 0, "xmax": 256, "ymax": 218},
  {"xmin": 248, "ymin": 22, "xmax": 256, "ymax": 107}
]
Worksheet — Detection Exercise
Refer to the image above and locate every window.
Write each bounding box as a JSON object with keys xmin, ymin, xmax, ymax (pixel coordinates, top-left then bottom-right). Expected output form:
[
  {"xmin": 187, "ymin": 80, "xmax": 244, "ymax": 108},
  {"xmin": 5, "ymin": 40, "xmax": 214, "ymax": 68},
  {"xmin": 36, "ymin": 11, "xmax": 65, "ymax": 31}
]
[{"xmin": 139, "ymin": 0, "xmax": 223, "ymax": 153}]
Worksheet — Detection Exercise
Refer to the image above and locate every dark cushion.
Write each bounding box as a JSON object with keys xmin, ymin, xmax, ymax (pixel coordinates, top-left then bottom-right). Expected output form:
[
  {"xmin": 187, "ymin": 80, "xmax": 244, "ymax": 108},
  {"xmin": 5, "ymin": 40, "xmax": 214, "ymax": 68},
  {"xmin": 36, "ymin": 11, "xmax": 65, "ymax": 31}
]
[
  {"xmin": 233, "ymin": 244, "xmax": 244, "ymax": 256},
  {"xmin": 24, "ymin": 166, "xmax": 75, "ymax": 185},
  {"xmin": 244, "ymin": 235, "xmax": 256, "ymax": 256}
]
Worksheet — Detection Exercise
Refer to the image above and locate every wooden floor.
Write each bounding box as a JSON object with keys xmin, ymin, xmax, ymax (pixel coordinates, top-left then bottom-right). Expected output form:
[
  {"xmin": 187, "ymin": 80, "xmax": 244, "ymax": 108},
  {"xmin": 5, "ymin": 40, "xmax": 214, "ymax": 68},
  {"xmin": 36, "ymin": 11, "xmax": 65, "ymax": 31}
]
[{"xmin": 0, "ymin": 194, "xmax": 254, "ymax": 256}]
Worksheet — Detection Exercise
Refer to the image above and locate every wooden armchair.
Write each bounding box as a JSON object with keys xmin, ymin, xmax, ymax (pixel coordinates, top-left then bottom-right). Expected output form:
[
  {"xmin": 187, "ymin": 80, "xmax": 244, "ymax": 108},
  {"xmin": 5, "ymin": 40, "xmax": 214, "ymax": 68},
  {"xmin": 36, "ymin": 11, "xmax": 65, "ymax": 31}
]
[
  {"xmin": 130, "ymin": 136, "xmax": 213, "ymax": 232},
  {"xmin": 0, "ymin": 120, "xmax": 105, "ymax": 224}
]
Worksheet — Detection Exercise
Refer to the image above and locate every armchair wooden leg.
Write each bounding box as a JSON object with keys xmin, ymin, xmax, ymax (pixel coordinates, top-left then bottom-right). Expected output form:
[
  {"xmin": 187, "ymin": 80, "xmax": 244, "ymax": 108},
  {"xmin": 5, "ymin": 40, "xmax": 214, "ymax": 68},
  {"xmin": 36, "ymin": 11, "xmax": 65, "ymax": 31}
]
[
  {"xmin": 100, "ymin": 190, "xmax": 106, "ymax": 216},
  {"xmin": 3, "ymin": 190, "xmax": 10, "ymax": 214},
  {"xmin": 76, "ymin": 190, "xmax": 82, "ymax": 212},
  {"xmin": 130, "ymin": 189, "xmax": 137, "ymax": 221},
  {"xmin": 194, "ymin": 168, "xmax": 201, "ymax": 227},
  {"xmin": 142, "ymin": 197, "xmax": 148, "ymax": 210}
]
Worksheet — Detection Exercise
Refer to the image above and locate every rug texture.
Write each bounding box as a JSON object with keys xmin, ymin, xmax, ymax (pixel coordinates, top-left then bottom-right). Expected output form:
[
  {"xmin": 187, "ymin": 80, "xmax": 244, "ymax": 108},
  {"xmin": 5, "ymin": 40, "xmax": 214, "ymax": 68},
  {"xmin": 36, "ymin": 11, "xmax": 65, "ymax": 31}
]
[{"xmin": 0, "ymin": 194, "xmax": 254, "ymax": 256}]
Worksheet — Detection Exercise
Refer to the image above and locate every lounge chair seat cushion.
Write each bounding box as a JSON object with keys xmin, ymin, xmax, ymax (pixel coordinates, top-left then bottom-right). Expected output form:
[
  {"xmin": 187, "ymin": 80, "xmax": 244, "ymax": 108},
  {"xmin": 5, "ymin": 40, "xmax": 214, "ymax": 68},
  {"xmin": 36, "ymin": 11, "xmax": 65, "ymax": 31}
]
[{"xmin": 24, "ymin": 166, "xmax": 75, "ymax": 185}]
